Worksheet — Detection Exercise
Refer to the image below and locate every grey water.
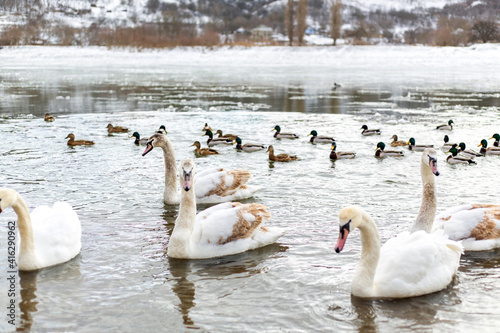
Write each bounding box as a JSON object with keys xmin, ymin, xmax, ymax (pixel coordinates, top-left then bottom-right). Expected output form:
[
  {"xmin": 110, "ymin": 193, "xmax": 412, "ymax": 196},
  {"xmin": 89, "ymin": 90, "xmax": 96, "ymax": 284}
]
[{"xmin": 1, "ymin": 47, "xmax": 500, "ymax": 332}]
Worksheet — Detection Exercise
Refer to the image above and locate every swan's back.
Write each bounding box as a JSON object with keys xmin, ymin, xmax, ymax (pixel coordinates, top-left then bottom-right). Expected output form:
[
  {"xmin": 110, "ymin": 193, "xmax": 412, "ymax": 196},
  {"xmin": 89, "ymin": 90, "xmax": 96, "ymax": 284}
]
[
  {"xmin": 19, "ymin": 202, "xmax": 82, "ymax": 268},
  {"xmin": 185, "ymin": 202, "xmax": 283, "ymax": 259},
  {"xmin": 195, "ymin": 168, "xmax": 260, "ymax": 203},
  {"xmin": 374, "ymin": 230, "xmax": 462, "ymax": 298}
]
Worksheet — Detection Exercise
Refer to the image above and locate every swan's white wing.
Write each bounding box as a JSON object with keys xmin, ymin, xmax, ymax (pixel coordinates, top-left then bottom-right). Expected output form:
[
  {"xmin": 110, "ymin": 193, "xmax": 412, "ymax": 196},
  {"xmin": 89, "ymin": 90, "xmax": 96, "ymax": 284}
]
[
  {"xmin": 434, "ymin": 204, "xmax": 500, "ymax": 251},
  {"xmin": 189, "ymin": 202, "xmax": 282, "ymax": 258},
  {"xmin": 195, "ymin": 168, "xmax": 260, "ymax": 203},
  {"xmin": 374, "ymin": 230, "xmax": 462, "ymax": 298},
  {"xmin": 28, "ymin": 202, "xmax": 82, "ymax": 268}
]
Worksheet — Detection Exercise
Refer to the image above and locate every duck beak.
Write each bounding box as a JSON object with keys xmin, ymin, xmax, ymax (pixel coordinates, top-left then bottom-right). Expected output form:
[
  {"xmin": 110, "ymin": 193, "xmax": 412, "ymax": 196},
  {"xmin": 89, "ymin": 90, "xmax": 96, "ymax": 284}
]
[
  {"xmin": 477, "ymin": 143, "xmax": 482, "ymax": 147},
  {"xmin": 142, "ymin": 141, "xmax": 154, "ymax": 156},
  {"xmin": 182, "ymin": 170, "xmax": 192, "ymax": 191},
  {"xmin": 335, "ymin": 222, "xmax": 351, "ymax": 253}
]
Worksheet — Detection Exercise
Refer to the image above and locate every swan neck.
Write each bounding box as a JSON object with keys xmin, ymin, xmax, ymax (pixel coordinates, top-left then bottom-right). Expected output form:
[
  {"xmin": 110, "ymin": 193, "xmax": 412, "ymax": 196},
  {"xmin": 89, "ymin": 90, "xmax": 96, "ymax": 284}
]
[
  {"xmin": 352, "ymin": 211, "xmax": 380, "ymax": 297},
  {"xmin": 12, "ymin": 195, "xmax": 36, "ymax": 259},
  {"xmin": 160, "ymin": 138, "xmax": 179, "ymax": 204},
  {"xmin": 411, "ymin": 163, "xmax": 436, "ymax": 233}
]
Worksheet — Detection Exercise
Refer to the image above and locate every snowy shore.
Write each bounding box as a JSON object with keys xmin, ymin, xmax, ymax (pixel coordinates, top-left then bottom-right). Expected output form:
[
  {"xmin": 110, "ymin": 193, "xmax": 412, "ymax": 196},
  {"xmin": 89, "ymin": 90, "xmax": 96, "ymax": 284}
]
[{"xmin": 1, "ymin": 44, "xmax": 500, "ymax": 90}]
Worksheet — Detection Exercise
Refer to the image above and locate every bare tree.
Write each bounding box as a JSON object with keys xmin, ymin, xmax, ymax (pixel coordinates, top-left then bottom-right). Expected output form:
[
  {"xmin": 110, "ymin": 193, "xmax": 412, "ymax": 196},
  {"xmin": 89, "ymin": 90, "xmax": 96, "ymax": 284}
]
[
  {"xmin": 472, "ymin": 20, "xmax": 498, "ymax": 43},
  {"xmin": 296, "ymin": 0, "xmax": 308, "ymax": 46},
  {"xmin": 284, "ymin": 0, "xmax": 294, "ymax": 46},
  {"xmin": 330, "ymin": 0, "xmax": 342, "ymax": 46}
]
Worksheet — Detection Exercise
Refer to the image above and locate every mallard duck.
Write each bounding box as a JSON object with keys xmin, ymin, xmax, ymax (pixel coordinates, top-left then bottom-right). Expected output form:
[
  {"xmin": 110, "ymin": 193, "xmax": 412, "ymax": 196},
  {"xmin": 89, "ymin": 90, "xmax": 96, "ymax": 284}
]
[
  {"xmin": 191, "ymin": 141, "xmax": 220, "ymax": 156},
  {"xmin": 457, "ymin": 142, "xmax": 481, "ymax": 158},
  {"xmin": 442, "ymin": 135, "xmax": 456, "ymax": 150},
  {"xmin": 436, "ymin": 119, "xmax": 454, "ymax": 130},
  {"xmin": 361, "ymin": 125, "xmax": 381, "ymax": 136},
  {"xmin": 308, "ymin": 130, "xmax": 335, "ymax": 143},
  {"xmin": 166, "ymin": 159, "xmax": 284, "ymax": 259},
  {"xmin": 330, "ymin": 141, "xmax": 355, "ymax": 160},
  {"xmin": 203, "ymin": 130, "xmax": 233, "ymax": 146},
  {"xmin": 107, "ymin": 123, "xmax": 128, "ymax": 133},
  {"xmin": 434, "ymin": 204, "xmax": 500, "ymax": 251},
  {"xmin": 490, "ymin": 133, "xmax": 500, "ymax": 147},
  {"xmin": 235, "ymin": 137, "xmax": 266, "ymax": 152},
  {"xmin": 215, "ymin": 129, "xmax": 238, "ymax": 141},
  {"xmin": 65, "ymin": 133, "xmax": 94, "ymax": 146},
  {"xmin": 446, "ymin": 146, "xmax": 476, "ymax": 164},
  {"xmin": 130, "ymin": 132, "xmax": 148, "ymax": 145},
  {"xmin": 407, "ymin": 137, "xmax": 433, "ymax": 151},
  {"xmin": 0, "ymin": 188, "xmax": 82, "ymax": 271},
  {"xmin": 375, "ymin": 142, "xmax": 404, "ymax": 157},
  {"xmin": 158, "ymin": 125, "xmax": 168, "ymax": 135},
  {"xmin": 44, "ymin": 113, "xmax": 55, "ymax": 122},
  {"xmin": 272, "ymin": 125, "xmax": 299, "ymax": 139},
  {"xmin": 267, "ymin": 145, "xmax": 298, "ymax": 162},
  {"xmin": 478, "ymin": 139, "xmax": 500, "ymax": 156},
  {"xmin": 202, "ymin": 123, "xmax": 213, "ymax": 132},
  {"xmin": 390, "ymin": 134, "xmax": 407, "ymax": 147}
]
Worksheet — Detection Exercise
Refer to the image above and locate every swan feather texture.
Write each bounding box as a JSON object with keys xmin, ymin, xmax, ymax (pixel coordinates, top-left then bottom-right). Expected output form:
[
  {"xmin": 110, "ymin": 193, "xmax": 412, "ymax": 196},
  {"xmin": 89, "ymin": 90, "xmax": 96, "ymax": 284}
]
[
  {"xmin": 0, "ymin": 188, "xmax": 81, "ymax": 271},
  {"xmin": 335, "ymin": 206, "xmax": 462, "ymax": 299},
  {"xmin": 433, "ymin": 204, "xmax": 500, "ymax": 251},
  {"xmin": 142, "ymin": 133, "xmax": 259, "ymax": 204},
  {"xmin": 167, "ymin": 159, "xmax": 284, "ymax": 259}
]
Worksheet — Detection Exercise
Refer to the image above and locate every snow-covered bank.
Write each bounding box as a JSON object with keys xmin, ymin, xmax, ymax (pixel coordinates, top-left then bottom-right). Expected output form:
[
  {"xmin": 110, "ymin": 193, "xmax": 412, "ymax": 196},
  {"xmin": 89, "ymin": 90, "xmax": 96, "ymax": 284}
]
[{"xmin": 1, "ymin": 44, "xmax": 500, "ymax": 90}]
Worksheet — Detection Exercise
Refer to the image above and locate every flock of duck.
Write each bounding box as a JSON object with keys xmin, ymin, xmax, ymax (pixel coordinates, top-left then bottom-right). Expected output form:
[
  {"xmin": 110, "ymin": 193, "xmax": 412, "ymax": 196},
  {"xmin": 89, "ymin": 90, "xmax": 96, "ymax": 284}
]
[{"xmin": 0, "ymin": 114, "xmax": 499, "ymax": 300}]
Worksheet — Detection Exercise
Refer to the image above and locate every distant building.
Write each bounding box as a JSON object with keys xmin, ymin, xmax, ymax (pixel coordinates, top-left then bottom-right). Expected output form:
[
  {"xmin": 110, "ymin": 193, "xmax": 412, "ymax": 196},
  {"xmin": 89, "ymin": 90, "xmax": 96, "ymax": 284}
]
[{"xmin": 251, "ymin": 25, "xmax": 273, "ymax": 43}]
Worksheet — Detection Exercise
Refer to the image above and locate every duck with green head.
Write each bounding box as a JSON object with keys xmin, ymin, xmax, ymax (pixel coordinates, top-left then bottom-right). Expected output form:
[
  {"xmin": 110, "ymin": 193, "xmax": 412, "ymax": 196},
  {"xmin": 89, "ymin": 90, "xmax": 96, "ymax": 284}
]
[
  {"xmin": 308, "ymin": 130, "xmax": 335, "ymax": 143},
  {"xmin": 360, "ymin": 125, "xmax": 381, "ymax": 136},
  {"xmin": 447, "ymin": 146, "xmax": 476, "ymax": 164},
  {"xmin": 490, "ymin": 133, "xmax": 500, "ymax": 147},
  {"xmin": 272, "ymin": 125, "xmax": 299, "ymax": 139},
  {"xmin": 203, "ymin": 129, "xmax": 233, "ymax": 147},
  {"xmin": 478, "ymin": 139, "xmax": 500, "ymax": 156},
  {"xmin": 457, "ymin": 142, "xmax": 481, "ymax": 158},
  {"xmin": 131, "ymin": 132, "xmax": 148, "ymax": 145},
  {"xmin": 375, "ymin": 142, "xmax": 404, "ymax": 158},
  {"xmin": 436, "ymin": 119, "xmax": 453, "ymax": 131},
  {"xmin": 330, "ymin": 141, "xmax": 356, "ymax": 160},
  {"xmin": 235, "ymin": 137, "xmax": 266, "ymax": 152},
  {"xmin": 407, "ymin": 137, "xmax": 433, "ymax": 152},
  {"xmin": 442, "ymin": 135, "xmax": 456, "ymax": 150}
]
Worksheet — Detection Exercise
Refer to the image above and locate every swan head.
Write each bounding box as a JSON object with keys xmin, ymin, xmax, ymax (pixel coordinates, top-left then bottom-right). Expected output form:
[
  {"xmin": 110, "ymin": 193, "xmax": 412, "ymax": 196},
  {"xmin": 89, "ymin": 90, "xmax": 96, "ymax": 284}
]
[
  {"xmin": 335, "ymin": 206, "xmax": 364, "ymax": 253},
  {"xmin": 478, "ymin": 139, "xmax": 488, "ymax": 148},
  {"xmin": 142, "ymin": 133, "xmax": 167, "ymax": 156},
  {"xmin": 273, "ymin": 125, "xmax": 281, "ymax": 132},
  {"xmin": 375, "ymin": 142, "xmax": 385, "ymax": 151},
  {"xmin": 361, "ymin": 125, "xmax": 368, "ymax": 130},
  {"xmin": 422, "ymin": 148, "xmax": 439, "ymax": 175},
  {"xmin": 309, "ymin": 130, "xmax": 318, "ymax": 137},
  {"xmin": 408, "ymin": 137, "xmax": 416, "ymax": 145},
  {"xmin": 65, "ymin": 133, "xmax": 75, "ymax": 140},
  {"xmin": 0, "ymin": 188, "xmax": 18, "ymax": 213},
  {"xmin": 180, "ymin": 159, "xmax": 195, "ymax": 192}
]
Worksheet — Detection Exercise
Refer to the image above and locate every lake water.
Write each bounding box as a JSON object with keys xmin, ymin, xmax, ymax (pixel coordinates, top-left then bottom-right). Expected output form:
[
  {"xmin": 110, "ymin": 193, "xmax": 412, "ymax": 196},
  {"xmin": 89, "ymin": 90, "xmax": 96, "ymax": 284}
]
[{"xmin": 1, "ymin": 46, "xmax": 500, "ymax": 332}]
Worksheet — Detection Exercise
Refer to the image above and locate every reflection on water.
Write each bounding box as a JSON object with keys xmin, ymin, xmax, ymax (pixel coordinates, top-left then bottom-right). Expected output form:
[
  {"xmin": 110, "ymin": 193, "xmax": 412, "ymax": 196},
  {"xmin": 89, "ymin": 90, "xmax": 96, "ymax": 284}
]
[{"xmin": 18, "ymin": 271, "xmax": 38, "ymax": 332}]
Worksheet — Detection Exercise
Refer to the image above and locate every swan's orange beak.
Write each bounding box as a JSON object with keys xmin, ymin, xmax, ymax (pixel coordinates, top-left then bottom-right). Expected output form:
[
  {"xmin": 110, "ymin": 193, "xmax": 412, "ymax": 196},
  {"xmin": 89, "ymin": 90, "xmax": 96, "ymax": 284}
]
[
  {"xmin": 142, "ymin": 142, "xmax": 154, "ymax": 156},
  {"xmin": 335, "ymin": 223, "xmax": 350, "ymax": 253}
]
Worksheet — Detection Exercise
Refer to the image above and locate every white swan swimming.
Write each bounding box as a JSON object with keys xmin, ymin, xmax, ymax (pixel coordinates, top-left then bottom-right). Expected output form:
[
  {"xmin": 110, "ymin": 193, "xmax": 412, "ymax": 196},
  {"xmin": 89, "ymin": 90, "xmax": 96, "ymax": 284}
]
[
  {"xmin": 0, "ymin": 188, "xmax": 82, "ymax": 271},
  {"xmin": 335, "ymin": 206, "xmax": 462, "ymax": 299},
  {"xmin": 142, "ymin": 133, "xmax": 260, "ymax": 205},
  {"xmin": 335, "ymin": 149, "xmax": 463, "ymax": 299},
  {"xmin": 167, "ymin": 159, "xmax": 284, "ymax": 259}
]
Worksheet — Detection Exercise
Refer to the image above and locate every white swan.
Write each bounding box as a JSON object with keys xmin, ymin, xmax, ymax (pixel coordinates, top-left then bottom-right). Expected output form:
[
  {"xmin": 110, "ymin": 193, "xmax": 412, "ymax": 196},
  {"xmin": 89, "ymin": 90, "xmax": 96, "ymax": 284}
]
[
  {"xmin": 0, "ymin": 188, "xmax": 81, "ymax": 271},
  {"xmin": 167, "ymin": 159, "xmax": 284, "ymax": 259},
  {"xmin": 335, "ymin": 206, "xmax": 463, "ymax": 299},
  {"xmin": 142, "ymin": 133, "xmax": 260, "ymax": 204},
  {"xmin": 433, "ymin": 204, "xmax": 500, "ymax": 251}
]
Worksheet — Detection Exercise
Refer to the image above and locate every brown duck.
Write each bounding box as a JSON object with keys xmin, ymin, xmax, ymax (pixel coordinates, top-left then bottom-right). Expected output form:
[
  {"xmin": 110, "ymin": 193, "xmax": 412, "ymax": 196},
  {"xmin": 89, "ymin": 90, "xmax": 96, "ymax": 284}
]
[
  {"xmin": 390, "ymin": 134, "xmax": 407, "ymax": 147},
  {"xmin": 44, "ymin": 113, "xmax": 55, "ymax": 122},
  {"xmin": 107, "ymin": 123, "xmax": 129, "ymax": 133},
  {"xmin": 65, "ymin": 133, "xmax": 94, "ymax": 146},
  {"xmin": 267, "ymin": 145, "xmax": 298, "ymax": 162},
  {"xmin": 215, "ymin": 129, "xmax": 239, "ymax": 141},
  {"xmin": 191, "ymin": 141, "xmax": 220, "ymax": 156}
]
